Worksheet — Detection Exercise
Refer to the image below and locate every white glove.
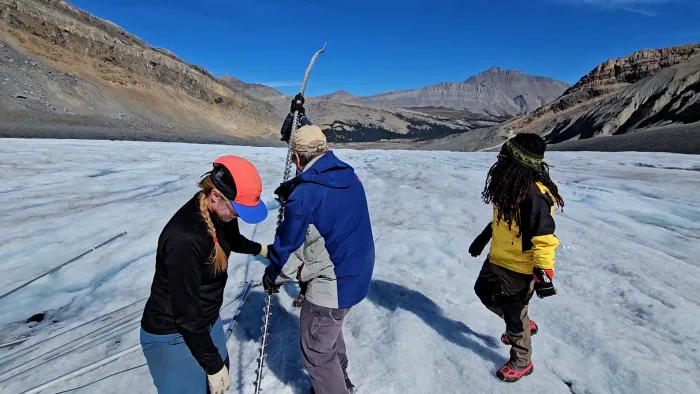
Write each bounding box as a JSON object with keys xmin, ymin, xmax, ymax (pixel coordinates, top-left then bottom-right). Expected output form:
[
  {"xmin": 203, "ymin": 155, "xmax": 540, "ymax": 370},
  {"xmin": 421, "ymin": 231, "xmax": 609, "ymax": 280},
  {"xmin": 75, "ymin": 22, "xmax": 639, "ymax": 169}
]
[
  {"xmin": 259, "ymin": 244, "xmax": 269, "ymax": 259},
  {"xmin": 207, "ymin": 365, "xmax": 230, "ymax": 394}
]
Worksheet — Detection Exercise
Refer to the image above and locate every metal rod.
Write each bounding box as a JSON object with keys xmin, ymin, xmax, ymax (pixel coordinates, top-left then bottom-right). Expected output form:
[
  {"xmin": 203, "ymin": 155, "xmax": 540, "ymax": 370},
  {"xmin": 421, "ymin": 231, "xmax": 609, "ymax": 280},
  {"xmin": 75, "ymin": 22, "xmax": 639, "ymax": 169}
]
[
  {"xmin": 0, "ymin": 296, "xmax": 146, "ymax": 367},
  {"xmin": 253, "ymin": 293, "xmax": 273, "ymax": 394},
  {"xmin": 21, "ymin": 345, "xmax": 140, "ymax": 394},
  {"xmin": 299, "ymin": 42, "xmax": 326, "ymax": 96},
  {"xmin": 0, "ymin": 316, "xmax": 140, "ymax": 384},
  {"xmin": 0, "ymin": 337, "xmax": 29, "ymax": 349},
  {"xmin": 53, "ymin": 362, "xmax": 147, "ymax": 394},
  {"xmin": 255, "ymin": 42, "xmax": 327, "ymax": 394},
  {"xmin": 0, "ymin": 231, "xmax": 128, "ymax": 300},
  {"xmin": 278, "ymin": 42, "xmax": 327, "ymax": 222},
  {"xmin": 225, "ymin": 280, "xmax": 255, "ymax": 342},
  {"xmin": 14, "ymin": 283, "xmax": 254, "ymax": 394}
]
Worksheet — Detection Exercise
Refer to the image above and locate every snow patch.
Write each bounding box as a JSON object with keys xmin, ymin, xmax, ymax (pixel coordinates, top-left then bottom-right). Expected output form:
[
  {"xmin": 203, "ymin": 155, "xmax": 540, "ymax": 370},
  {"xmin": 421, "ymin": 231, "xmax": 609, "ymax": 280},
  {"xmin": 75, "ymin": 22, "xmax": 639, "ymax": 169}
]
[{"xmin": 0, "ymin": 139, "xmax": 698, "ymax": 393}]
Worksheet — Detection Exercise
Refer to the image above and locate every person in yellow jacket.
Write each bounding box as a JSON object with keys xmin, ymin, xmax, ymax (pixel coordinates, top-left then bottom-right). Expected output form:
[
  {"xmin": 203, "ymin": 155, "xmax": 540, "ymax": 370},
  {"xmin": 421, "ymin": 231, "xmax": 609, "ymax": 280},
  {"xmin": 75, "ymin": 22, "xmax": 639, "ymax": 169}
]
[{"xmin": 468, "ymin": 133, "xmax": 565, "ymax": 383}]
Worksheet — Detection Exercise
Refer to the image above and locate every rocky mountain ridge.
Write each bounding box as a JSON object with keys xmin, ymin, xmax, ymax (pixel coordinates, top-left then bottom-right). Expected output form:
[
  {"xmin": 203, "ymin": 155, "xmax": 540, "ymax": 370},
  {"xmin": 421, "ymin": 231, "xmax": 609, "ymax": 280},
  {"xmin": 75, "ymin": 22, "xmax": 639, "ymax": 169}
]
[
  {"xmin": 4, "ymin": 0, "xmax": 694, "ymax": 153},
  {"xmin": 0, "ymin": 0, "xmax": 281, "ymax": 139},
  {"xmin": 319, "ymin": 67, "xmax": 570, "ymax": 117},
  {"xmin": 0, "ymin": 0, "xmax": 513, "ymax": 144},
  {"xmin": 420, "ymin": 43, "xmax": 700, "ymax": 153}
]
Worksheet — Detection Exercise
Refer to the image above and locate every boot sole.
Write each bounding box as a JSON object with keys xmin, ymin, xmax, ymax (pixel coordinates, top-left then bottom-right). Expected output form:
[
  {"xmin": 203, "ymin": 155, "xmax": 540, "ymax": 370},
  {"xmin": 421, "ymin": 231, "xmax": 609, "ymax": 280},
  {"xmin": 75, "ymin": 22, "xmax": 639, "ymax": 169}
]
[{"xmin": 497, "ymin": 365, "xmax": 534, "ymax": 382}]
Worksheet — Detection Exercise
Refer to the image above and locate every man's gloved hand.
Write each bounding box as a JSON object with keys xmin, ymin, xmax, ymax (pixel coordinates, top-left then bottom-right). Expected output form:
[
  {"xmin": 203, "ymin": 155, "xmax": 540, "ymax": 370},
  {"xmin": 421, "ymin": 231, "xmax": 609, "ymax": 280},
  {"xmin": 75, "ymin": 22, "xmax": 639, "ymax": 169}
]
[
  {"xmin": 258, "ymin": 244, "xmax": 269, "ymax": 259},
  {"xmin": 290, "ymin": 93, "xmax": 305, "ymax": 116},
  {"xmin": 533, "ymin": 268, "xmax": 557, "ymax": 298},
  {"xmin": 262, "ymin": 273, "xmax": 280, "ymax": 295},
  {"xmin": 280, "ymin": 94, "xmax": 308, "ymax": 142},
  {"xmin": 468, "ymin": 223, "xmax": 492, "ymax": 257},
  {"xmin": 207, "ymin": 365, "xmax": 230, "ymax": 394},
  {"xmin": 274, "ymin": 196, "xmax": 287, "ymax": 207}
]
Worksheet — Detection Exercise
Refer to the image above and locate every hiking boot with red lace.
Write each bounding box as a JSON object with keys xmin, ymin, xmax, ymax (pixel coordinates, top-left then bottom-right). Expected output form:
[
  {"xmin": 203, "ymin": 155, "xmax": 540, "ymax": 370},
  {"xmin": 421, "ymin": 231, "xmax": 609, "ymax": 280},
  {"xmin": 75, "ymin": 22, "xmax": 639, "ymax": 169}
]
[
  {"xmin": 501, "ymin": 320, "xmax": 538, "ymax": 345},
  {"xmin": 496, "ymin": 361, "xmax": 534, "ymax": 382}
]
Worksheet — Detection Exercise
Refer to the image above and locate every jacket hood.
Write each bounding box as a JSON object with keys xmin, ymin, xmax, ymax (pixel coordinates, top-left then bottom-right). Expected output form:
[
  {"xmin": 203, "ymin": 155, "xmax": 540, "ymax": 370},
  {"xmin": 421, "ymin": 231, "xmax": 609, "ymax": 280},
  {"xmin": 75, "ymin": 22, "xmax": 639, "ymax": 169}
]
[{"xmin": 275, "ymin": 151, "xmax": 355, "ymax": 197}]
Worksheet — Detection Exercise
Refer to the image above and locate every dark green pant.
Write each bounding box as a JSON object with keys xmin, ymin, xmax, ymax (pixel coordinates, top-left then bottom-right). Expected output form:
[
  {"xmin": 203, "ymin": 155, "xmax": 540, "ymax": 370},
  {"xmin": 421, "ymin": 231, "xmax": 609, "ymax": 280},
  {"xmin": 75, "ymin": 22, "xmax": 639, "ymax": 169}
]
[{"xmin": 474, "ymin": 260, "xmax": 535, "ymax": 367}]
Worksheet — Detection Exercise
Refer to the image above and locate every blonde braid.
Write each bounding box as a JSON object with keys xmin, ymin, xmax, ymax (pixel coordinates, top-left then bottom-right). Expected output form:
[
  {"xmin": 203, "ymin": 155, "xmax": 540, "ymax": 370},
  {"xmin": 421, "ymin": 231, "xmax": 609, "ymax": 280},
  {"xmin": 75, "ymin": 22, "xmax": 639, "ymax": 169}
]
[{"xmin": 198, "ymin": 182, "xmax": 228, "ymax": 274}]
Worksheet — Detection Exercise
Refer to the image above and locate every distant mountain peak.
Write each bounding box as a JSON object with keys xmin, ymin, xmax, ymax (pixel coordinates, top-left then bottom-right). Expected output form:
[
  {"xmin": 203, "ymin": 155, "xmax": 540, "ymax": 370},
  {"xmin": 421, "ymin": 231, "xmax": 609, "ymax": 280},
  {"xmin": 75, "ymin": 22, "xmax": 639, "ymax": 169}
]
[
  {"xmin": 483, "ymin": 66, "xmax": 522, "ymax": 75},
  {"xmin": 320, "ymin": 89, "xmax": 358, "ymax": 100},
  {"xmin": 462, "ymin": 67, "xmax": 531, "ymax": 84},
  {"xmin": 319, "ymin": 68, "xmax": 569, "ymax": 116},
  {"xmin": 220, "ymin": 74, "xmax": 240, "ymax": 81}
]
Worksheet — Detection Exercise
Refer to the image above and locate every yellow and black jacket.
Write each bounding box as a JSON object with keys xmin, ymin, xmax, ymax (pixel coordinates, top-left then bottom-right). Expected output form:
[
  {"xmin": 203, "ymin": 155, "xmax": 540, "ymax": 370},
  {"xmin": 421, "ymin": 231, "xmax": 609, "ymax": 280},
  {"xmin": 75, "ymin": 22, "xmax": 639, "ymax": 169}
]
[{"xmin": 487, "ymin": 182, "xmax": 560, "ymax": 275}]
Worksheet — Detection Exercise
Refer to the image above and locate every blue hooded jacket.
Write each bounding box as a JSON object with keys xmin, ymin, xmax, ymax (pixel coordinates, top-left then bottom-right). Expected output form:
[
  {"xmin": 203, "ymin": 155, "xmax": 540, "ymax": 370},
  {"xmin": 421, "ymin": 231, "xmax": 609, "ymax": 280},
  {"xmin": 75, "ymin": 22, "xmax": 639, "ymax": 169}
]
[{"xmin": 265, "ymin": 151, "xmax": 375, "ymax": 309}]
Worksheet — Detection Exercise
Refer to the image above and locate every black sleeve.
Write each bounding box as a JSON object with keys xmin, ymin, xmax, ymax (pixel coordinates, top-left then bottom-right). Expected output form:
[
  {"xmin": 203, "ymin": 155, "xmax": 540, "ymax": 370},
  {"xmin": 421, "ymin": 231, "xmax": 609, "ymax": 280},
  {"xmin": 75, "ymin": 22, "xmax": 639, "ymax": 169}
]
[
  {"xmin": 468, "ymin": 221, "xmax": 492, "ymax": 257},
  {"xmin": 163, "ymin": 235, "xmax": 224, "ymax": 374},
  {"xmin": 300, "ymin": 115, "xmax": 312, "ymax": 126},
  {"xmin": 479, "ymin": 222, "xmax": 492, "ymax": 239},
  {"xmin": 280, "ymin": 113, "xmax": 313, "ymax": 142},
  {"xmin": 224, "ymin": 219, "xmax": 263, "ymax": 255}
]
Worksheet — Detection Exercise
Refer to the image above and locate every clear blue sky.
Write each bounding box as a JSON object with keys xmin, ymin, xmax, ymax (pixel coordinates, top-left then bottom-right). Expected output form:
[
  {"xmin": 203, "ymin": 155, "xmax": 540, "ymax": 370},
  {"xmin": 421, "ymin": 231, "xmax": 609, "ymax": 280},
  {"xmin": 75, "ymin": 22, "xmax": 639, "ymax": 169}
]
[{"xmin": 71, "ymin": 0, "xmax": 699, "ymax": 97}]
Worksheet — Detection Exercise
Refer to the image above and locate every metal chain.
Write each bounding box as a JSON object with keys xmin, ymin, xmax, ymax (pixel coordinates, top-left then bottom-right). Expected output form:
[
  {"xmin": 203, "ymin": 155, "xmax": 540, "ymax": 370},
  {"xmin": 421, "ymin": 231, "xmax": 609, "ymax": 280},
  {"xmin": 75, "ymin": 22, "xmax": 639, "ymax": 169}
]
[
  {"xmin": 254, "ymin": 112, "xmax": 298, "ymax": 394},
  {"xmin": 275, "ymin": 111, "xmax": 301, "ymax": 227}
]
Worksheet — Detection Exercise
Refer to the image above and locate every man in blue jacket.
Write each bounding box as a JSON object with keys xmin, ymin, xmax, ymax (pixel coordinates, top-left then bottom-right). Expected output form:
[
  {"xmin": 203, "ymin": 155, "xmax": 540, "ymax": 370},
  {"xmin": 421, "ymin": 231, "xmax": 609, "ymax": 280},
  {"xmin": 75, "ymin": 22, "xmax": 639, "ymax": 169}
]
[{"xmin": 263, "ymin": 119, "xmax": 375, "ymax": 394}]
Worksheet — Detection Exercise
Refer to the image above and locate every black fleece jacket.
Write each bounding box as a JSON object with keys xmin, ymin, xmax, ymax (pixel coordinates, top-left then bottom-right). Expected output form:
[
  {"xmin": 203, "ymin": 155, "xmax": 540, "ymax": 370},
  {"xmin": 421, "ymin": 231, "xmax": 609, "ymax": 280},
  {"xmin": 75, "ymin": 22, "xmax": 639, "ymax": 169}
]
[{"xmin": 141, "ymin": 192, "xmax": 262, "ymax": 374}]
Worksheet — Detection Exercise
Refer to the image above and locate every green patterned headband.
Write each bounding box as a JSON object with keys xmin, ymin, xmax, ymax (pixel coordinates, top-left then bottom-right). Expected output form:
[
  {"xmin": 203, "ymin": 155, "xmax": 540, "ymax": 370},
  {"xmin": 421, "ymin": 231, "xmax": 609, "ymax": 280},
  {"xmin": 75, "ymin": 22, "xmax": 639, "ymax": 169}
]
[{"xmin": 503, "ymin": 139, "xmax": 544, "ymax": 170}]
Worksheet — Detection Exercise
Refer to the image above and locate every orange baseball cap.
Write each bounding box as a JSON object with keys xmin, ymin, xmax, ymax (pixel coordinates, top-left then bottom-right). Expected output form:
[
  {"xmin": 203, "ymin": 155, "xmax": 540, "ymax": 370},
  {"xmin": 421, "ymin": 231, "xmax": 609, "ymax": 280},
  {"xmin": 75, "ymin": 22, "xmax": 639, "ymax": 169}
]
[{"xmin": 211, "ymin": 155, "xmax": 267, "ymax": 224}]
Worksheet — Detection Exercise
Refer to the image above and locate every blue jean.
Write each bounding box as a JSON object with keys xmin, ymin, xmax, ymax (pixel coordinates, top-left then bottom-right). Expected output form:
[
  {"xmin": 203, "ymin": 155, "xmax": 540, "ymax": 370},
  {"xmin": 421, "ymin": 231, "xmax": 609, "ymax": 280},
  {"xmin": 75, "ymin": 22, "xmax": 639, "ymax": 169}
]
[{"xmin": 140, "ymin": 316, "xmax": 229, "ymax": 394}]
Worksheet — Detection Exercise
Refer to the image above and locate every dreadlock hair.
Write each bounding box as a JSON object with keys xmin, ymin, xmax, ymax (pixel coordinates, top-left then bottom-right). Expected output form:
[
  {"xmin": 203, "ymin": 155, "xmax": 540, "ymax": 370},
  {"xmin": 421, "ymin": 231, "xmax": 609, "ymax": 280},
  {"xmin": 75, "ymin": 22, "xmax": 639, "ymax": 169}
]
[
  {"xmin": 198, "ymin": 174, "xmax": 228, "ymax": 274},
  {"xmin": 481, "ymin": 133, "xmax": 565, "ymax": 232}
]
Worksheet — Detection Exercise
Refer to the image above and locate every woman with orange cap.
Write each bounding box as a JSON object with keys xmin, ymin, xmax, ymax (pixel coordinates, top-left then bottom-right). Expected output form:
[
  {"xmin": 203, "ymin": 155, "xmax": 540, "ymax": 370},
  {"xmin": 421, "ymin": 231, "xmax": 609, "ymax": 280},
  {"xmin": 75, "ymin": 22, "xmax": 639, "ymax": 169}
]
[{"xmin": 140, "ymin": 155, "xmax": 268, "ymax": 394}]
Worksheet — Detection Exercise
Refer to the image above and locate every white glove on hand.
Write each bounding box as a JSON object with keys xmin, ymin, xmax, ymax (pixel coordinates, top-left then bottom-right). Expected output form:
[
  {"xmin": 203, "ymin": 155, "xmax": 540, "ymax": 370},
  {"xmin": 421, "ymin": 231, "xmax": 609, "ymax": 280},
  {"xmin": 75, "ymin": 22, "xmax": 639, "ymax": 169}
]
[
  {"xmin": 259, "ymin": 244, "xmax": 269, "ymax": 259},
  {"xmin": 207, "ymin": 365, "xmax": 230, "ymax": 394}
]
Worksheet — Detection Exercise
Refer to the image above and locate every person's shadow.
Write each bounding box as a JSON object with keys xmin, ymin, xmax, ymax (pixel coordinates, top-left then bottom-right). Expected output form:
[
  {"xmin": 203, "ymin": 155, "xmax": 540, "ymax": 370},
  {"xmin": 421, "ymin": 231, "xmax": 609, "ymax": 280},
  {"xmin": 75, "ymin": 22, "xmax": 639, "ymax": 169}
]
[
  {"xmin": 233, "ymin": 287, "xmax": 310, "ymax": 394},
  {"xmin": 367, "ymin": 279, "xmax": 506, "ymax": 368},
  {"xmin": 232, "ymin": 280, "xmax": 505, "ymax": 393}
]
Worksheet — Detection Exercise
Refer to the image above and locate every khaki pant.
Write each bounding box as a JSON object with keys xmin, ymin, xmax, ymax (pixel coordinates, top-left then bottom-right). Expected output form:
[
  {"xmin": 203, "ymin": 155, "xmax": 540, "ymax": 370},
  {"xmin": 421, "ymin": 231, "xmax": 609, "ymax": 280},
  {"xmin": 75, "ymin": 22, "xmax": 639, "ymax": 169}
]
[{"xmin": 474, "ymin": 260, "xmax": 535, "ymax": 368}]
